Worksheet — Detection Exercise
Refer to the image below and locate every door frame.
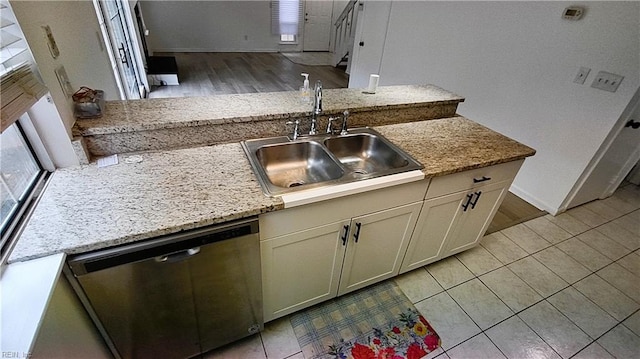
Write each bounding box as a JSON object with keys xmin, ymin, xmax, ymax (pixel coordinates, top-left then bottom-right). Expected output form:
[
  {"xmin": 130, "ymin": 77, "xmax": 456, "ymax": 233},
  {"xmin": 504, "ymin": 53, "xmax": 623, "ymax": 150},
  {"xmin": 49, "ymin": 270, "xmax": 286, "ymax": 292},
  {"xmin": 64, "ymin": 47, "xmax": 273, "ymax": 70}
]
[
  {"xmin": 302, "ymin": 0, "xmax": 334, "ymax": 52},
  {"xmin": 93, "ymin": 0, "xmax": 148, "ymax": 99},
  {"xmin": 561, "ymin": 86, "xmax": 640, "ymax": 211}
]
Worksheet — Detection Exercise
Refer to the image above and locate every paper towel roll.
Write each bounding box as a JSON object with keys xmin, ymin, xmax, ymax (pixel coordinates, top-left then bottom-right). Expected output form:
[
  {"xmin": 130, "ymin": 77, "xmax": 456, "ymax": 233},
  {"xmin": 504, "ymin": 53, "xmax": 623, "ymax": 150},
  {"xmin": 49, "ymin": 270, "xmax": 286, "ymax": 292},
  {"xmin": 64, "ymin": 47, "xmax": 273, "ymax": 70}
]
[{"xmin": 367, "ymin": 74, "xmax": 380, "ymax": 94}]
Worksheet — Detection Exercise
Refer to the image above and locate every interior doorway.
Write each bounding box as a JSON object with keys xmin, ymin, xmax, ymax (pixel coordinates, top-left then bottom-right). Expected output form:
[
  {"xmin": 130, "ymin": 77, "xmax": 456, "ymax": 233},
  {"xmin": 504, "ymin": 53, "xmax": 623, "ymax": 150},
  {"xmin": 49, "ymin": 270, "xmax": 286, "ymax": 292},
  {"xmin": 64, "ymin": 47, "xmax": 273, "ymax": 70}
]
[
  {"xmin": 303, "ymin": 1, "xmax": 333, "ymax": 51},
  {"xmin": 94, "ymin": 0, "xmax": 146, "ymax": 99},
  {"xmin": 565, "ymin": 88, "xmax": 640, "ymax": 209}
]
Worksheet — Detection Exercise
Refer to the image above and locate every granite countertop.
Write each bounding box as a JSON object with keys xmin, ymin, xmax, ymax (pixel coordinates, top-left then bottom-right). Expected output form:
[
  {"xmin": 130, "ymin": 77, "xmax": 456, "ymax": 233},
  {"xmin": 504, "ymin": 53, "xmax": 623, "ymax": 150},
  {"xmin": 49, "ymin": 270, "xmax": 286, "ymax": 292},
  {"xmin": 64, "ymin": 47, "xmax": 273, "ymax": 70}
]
[
  {"xmin": 377, "ymin": 117, "xmax": 535, "ymax": 177},
  {"xmin": 74, "ymin": 85, "xmax": 464, "ymax": 135},
  {"xmin": 9, "ymin": 116, "xmax": 534, "ymax": 263}
]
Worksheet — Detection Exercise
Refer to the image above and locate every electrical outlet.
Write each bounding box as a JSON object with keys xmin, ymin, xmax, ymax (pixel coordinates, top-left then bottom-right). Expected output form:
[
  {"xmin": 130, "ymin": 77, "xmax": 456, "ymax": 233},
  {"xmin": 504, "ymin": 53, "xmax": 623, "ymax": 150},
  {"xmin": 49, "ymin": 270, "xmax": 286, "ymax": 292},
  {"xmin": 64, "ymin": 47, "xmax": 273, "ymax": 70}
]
[
  {"xmin": 573, "ymin": 67, "xmax": 591, "ymax": 84},
  {"xmin": 54, "ymin": 65, "xmax": 74, "ymax": 97},
  {"xmin": 591, "ymin": 71, "xmax": 624, "ymax": 92}
]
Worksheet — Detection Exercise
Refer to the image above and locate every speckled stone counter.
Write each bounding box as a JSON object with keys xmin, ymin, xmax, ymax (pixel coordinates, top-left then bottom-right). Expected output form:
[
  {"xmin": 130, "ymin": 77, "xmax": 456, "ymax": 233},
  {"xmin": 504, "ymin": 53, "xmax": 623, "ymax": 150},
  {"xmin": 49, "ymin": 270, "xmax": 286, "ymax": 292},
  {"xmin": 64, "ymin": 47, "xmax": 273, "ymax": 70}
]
[
  {"xmin": 10, "ymin": 116, "xmax": 534, "ymax": 263},
  {"xmin": 377, "ymin": 117, "xmax": 535, "ymax": 178},
  {"xmin": 10, "ymin": 143, "xmax": 283, "ymax": 262},
  {"xmin": 73, "ymin": 85, "xmax": 464, "ymax": 157}
]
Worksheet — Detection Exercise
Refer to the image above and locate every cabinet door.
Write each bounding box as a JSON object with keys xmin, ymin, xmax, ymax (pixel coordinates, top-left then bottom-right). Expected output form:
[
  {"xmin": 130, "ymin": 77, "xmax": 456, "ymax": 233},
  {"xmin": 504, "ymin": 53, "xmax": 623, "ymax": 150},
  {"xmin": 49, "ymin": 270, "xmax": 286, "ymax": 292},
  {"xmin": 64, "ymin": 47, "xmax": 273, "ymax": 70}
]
[
  {"xmin": 442, "ymin": 181, "xmax": 510, "ymax": 256},
  {"xmin": 338, "ymin": 202, "xmax": 422, "ymax": 296},
  {"xmin": 399, "ymin": 192, "xmax": 467, "ymax": 274},
  {"xmin": 261, "ymin": 221, "xmax": 349, "ymax": 322}
]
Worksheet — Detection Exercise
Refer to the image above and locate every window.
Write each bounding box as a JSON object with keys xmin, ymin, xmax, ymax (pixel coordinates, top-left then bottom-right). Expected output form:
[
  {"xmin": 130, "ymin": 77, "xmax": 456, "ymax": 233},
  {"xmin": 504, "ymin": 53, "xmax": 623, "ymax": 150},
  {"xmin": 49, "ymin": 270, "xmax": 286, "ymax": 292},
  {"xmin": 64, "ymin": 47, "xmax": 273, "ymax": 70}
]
[
  {"xmin": 272, "ymin": 0, "xmax": 302, "ymax": 42},
  {"xmin": 0, "ymin": 0, "xmax": 31, "ymax": 72},
  {"xmin": 0, "ymin": 121, "xmax": 46, "ymax": 260},
  {"xmin": 0, "ymin": 0, "xmax": 51, "ymax": 268},
  {"xmin": 280, "ymin": 34, "xmax": 296, "ymax": 42}
]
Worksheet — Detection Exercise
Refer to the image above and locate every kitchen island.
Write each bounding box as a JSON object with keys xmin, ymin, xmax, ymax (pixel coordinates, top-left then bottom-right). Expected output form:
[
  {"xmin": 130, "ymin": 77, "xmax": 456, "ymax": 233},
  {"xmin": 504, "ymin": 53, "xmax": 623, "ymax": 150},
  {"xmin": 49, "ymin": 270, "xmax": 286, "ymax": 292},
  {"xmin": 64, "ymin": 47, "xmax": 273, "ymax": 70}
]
[
  {"xmin": 3, "ymin": 85, "xmax": 534, "ymax": 358},
  {"xmin": 11, "ymin": 116, "xmax": 534, "ymax": 263}
]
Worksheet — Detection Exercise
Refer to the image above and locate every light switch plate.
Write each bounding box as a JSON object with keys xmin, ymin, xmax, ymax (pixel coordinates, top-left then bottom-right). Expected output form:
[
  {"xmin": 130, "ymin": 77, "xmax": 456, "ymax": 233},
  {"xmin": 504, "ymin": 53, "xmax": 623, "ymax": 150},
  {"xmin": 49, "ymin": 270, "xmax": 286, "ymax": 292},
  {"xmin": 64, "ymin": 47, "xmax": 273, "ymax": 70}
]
[
  {"xmin": 42, "ymin": 25, "xmax": 60, "ymax": 59},
  {"xmin": 591, "ymin": 71, "xmax": 624, "ymax": 92},
  {"xmin": 573, "ymin": 67, "xmax": 590, "ymax": 84}
]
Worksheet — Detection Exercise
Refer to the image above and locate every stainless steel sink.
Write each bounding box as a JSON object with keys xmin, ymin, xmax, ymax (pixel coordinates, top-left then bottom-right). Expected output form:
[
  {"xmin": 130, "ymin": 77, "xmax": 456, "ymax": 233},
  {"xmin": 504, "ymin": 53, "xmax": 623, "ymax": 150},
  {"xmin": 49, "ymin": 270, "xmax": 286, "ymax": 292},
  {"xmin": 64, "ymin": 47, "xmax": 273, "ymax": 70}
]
[
  {"xmin": 324, "ymin": 133, "xmax": 410, "ymax": 175},
  {"xmin": 255, "ymin": 141, "xmax": 344, "ymax": 189},
  {"xmin": 241, "ymin": 128, "xmax": 423, "ymax": 196}
]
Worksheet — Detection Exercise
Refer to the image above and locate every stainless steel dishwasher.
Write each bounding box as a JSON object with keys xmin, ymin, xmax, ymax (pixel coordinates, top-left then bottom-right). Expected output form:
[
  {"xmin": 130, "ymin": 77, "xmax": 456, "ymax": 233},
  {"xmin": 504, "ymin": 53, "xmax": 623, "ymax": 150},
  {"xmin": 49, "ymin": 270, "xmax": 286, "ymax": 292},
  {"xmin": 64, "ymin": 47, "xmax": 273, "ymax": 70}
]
[{"xmin": 66, "ymin": 217, "xmax": 262, "ymax": 359}]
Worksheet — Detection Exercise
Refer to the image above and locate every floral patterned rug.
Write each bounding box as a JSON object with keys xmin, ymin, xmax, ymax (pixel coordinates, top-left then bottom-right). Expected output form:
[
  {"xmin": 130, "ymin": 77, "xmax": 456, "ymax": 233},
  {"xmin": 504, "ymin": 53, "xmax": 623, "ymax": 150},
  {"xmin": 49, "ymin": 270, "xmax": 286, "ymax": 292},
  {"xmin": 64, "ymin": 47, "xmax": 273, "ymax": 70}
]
[{"xmin": 290, "ymin": 280, "xmax": 441, "ymax": 359}]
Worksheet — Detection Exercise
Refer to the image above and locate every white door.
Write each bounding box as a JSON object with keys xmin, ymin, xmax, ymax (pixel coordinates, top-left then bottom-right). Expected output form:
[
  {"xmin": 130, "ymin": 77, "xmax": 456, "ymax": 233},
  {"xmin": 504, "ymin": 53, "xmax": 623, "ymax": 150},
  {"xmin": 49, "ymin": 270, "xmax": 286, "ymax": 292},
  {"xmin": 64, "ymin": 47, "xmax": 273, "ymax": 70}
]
[
  {"xmin": 303, "ymin": 1, "xmax": 333, "ymax": 51},
  {"xmin": 347, "ymin": 0, "xmax": 391, "ymax": 88},
  {"xmin": 95, "ymin": 0, "xmax": 145, "ymax": 99},
  {"xmin": 567, "ymin": 90, "xmax": 640, "ymax": 208}
]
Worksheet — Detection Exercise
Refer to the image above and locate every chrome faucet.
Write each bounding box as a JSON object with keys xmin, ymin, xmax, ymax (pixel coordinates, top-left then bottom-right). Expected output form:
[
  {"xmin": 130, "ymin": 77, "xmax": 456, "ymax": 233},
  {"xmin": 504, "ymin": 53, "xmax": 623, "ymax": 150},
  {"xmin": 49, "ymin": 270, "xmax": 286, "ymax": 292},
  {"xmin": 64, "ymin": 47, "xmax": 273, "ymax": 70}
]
[
  {"xmin": 309, "ymin": 80, "xmax": 322, "ymax": 135},
  {"xmin": 340, "ymin": 110, "xmax": 349, "ymax": 135}
]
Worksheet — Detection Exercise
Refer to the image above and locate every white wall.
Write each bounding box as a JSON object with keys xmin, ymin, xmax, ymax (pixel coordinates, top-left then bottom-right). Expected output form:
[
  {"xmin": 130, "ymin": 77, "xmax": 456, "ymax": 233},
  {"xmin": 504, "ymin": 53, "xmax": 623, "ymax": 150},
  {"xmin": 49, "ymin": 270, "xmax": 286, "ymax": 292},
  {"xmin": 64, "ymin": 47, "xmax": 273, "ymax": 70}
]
[
  {"xmin": 10, "ymin": 1, "xmax": 120, "ymax": 132},
  {"xmin": 350, "ymin": 1, "xmax": 640, "ymax": 214},
  {"xmin": 141, "ymin": 0, "xmax": 301, "ymax": 53},
  {"xmin": 9, "ymin": 0, "xmax": 120, "ymax": 167}
]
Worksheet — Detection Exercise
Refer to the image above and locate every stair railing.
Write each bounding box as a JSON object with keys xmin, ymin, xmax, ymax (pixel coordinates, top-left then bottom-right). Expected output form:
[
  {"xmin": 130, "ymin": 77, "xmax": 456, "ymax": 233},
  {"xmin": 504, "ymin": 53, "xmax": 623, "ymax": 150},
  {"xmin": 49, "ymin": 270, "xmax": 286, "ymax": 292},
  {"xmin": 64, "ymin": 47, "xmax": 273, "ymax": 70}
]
[{"xmin": 332, "ymin": 0, "xmax": 359, "ymax": 67}]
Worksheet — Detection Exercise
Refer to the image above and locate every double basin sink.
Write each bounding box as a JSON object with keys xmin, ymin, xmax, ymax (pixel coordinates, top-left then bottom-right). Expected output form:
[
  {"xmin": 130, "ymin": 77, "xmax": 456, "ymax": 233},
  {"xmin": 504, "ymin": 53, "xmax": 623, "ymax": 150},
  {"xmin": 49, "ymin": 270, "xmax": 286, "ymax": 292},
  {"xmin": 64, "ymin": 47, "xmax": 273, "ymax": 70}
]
[{"xmin": 241, "ymin": 128, "xmax": 423, "ymax": 196}]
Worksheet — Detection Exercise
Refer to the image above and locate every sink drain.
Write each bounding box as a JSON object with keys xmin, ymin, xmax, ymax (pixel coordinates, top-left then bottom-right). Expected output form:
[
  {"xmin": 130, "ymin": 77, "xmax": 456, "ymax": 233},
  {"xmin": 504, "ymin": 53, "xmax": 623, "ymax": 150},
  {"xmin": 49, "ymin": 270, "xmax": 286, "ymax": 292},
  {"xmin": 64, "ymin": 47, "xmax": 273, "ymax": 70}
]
[
  {"xmin": 353, "ymin": 169, "xmax": 368, "ymax": 175},
  {"xmin": 287, "ymin": 181, "xmax": 305, "ymax": 188}
]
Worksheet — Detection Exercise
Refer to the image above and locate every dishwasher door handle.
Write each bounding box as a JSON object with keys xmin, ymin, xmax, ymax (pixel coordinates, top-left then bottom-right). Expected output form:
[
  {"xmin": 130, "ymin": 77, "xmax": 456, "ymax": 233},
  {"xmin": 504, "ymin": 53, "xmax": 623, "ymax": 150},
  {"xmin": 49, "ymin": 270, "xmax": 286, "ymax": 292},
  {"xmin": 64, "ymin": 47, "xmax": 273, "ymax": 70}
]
[{"xmin": 155, "ymin": 247, "xmax": 201, "ymax": 263}]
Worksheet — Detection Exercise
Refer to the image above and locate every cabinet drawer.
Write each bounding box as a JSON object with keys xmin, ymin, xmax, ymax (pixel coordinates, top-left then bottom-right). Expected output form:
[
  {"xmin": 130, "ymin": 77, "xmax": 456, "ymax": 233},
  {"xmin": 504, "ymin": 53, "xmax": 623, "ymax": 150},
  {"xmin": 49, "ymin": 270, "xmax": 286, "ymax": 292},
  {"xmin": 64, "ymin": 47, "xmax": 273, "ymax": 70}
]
[{"xmin": 425, "ymin": 160, "xmax": 523, "ymax": 200}]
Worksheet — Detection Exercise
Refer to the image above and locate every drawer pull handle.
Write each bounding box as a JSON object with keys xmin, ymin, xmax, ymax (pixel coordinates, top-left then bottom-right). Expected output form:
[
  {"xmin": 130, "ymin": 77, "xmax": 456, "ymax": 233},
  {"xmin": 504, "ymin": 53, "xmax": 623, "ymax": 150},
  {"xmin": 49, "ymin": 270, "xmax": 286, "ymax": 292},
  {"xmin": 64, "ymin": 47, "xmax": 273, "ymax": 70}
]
[
  {"xmin": 341, "ymin": 225, "xmax": 349, "ymax": 246},
  {"xmin": 462, "ymin": 193, "xmax": 474, "ymax": 212},
  {"xmin": 470, "ymin": 191, "xmax": 482, "ymax": 209},
  {"xmin": 353, "ymin": 222, "xmax": 362, "ymax": 243},
  {"xmin": 155, "ymin": 247, "xmax": 200, "ymax": 263},
  {"xmin": 473, "ymin": 176, "xmax": 492, "ymax": 183}
]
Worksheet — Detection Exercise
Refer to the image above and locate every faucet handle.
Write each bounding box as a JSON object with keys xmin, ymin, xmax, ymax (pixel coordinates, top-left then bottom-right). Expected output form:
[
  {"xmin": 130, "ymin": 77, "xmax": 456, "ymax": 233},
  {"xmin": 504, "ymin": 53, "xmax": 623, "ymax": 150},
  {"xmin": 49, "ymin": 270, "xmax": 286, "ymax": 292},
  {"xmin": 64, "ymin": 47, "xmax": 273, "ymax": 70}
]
[
  {"xmin": 286, "ymin": 119, "xmax": 300, "ymax": 140},
  {"xmin": 326, "ymin": 117, "xmax": 337, "ymax": 134},
  {"xmin": 340, "ymin": 110, "xmax": 349, "ymax": 135}
]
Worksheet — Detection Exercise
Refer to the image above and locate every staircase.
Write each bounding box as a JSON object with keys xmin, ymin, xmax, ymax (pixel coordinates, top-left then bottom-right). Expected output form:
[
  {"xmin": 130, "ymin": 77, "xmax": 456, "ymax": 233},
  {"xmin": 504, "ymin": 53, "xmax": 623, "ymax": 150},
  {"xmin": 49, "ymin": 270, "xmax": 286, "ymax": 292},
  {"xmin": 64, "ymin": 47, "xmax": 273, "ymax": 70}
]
[{"xmin": 332, "ymin": 0, "xmax": 360, "ymax": 72}]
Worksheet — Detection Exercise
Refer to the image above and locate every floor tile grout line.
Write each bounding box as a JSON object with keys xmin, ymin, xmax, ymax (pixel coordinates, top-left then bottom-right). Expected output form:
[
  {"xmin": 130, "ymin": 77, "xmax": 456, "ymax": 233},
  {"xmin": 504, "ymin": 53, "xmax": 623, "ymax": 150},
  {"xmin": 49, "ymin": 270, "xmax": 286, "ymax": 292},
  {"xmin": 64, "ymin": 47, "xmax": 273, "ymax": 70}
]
[
  {"xmin": 288, "ymin": 197, "xmax": 640, "ymax": 359},
  {"xmin": 592, "ymin": 269, "xmax": 640, "ymax": 306},
  {"xmin": 567, "ymin": 308, "xmax": 640, "ymax": 359}
]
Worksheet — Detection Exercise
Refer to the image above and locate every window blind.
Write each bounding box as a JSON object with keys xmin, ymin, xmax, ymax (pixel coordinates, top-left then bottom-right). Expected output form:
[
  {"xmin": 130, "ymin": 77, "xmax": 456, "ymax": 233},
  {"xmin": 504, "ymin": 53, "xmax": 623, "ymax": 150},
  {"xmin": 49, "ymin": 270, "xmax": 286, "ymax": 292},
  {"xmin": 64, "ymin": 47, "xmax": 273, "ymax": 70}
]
[
  {"xmin": 271, "ymin": 0, "xmax": 302, "ymax": 35},
  {"xmin": 1, "ymin": 62, "xmax": 48, "ymax": 133}
]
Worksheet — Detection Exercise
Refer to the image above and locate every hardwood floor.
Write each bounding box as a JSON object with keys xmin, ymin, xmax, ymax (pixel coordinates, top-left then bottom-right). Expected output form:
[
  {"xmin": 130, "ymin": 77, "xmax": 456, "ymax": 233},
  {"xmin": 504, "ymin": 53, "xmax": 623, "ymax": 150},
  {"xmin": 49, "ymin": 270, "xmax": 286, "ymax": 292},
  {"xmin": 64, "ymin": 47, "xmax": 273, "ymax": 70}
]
[
  {"xmin": 146, "ymin": 52, "xmax": 543, "ymax": 230},
  {"xmin": 487, "ymin": 192, "xmax": 546, "ymax": 234},
  {"xmin": 148, "ymin": 52, "xmax": 349, "ymax": 98}
]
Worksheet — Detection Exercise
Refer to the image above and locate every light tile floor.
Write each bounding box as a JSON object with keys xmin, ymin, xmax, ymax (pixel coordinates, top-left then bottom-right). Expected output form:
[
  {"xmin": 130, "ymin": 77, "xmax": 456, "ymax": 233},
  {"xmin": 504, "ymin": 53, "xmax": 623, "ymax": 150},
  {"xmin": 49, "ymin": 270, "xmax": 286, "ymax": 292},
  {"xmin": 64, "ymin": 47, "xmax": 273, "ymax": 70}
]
[{"xmin": 205, "ymin": 183, "xmax": 640, "ymax": 358}]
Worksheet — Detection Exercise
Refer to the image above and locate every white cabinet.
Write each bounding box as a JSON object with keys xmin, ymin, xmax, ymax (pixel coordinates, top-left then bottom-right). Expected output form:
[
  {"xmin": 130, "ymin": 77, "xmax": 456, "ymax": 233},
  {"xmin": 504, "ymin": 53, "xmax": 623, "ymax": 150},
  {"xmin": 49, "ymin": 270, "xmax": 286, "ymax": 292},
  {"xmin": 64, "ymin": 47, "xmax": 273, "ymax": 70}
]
[
  {"xmin": 260, "ymin": 160, "xmax": 526, "ymax": 321},
  {"xmin": 440, "ymin": 181, "xmax": 510, "ymax": 256},
  {"xmin": 261, "ymin": 221, "xmax": 348, "ymax": 321},
  {"xmin": 400, "ymin": 192, "xmax": 465, "ymax": 272},
  {"xmin": 400, "ymin": 160, "xmax": 524, "ymax": 274},
  {"xmin": 338, "ymin": 202, "xmax": 422, "ymax": 296},
  {"xmin": 260, "ymin": 181, "xmax": 428, "ymax": 322}
]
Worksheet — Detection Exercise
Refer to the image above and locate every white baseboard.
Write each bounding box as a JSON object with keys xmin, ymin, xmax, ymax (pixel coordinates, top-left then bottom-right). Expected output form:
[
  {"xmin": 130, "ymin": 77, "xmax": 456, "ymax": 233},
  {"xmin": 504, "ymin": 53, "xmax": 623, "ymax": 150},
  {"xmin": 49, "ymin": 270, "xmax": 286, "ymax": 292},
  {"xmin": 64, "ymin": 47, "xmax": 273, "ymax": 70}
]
[
  {"xmin": 509, "ymin": 184, "xmax": 561, "ymax": 216},
  {"xmin": 147, "ymin": 74, "xmax": 179, "ymax": 86},
  {"xmin": 151, "ymin": 48, "xmax": 279, "ymax": 53}
]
